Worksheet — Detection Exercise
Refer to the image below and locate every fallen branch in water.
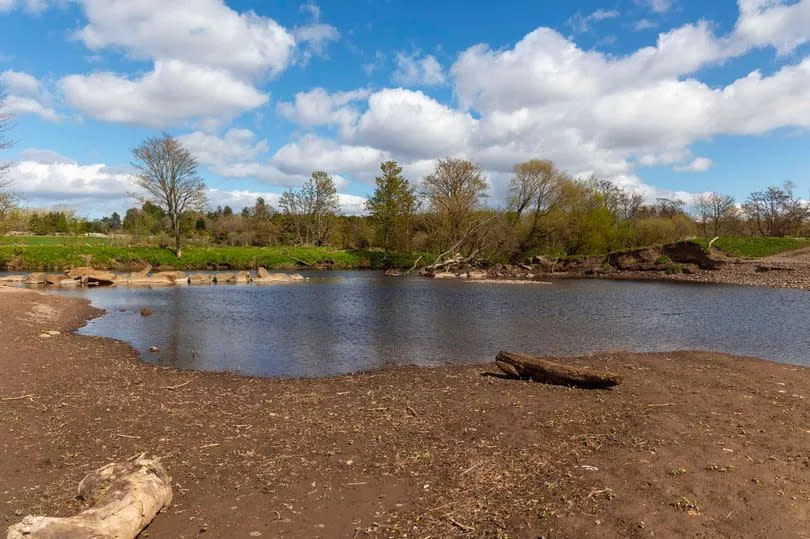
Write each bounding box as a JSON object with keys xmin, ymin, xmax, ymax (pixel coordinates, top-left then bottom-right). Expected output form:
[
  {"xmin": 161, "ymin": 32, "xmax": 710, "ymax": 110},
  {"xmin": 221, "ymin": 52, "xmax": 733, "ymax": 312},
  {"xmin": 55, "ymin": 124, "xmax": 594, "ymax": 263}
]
[{"xmin": 404, "ymin": 255, "xmax": 423, "ymax": 275}]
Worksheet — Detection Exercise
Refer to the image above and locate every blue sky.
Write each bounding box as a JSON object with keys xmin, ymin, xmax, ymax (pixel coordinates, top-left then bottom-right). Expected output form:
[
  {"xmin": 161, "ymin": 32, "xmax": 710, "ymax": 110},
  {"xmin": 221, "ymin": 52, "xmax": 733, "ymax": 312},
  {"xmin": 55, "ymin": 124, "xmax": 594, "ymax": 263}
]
[{"xmin": 0, "ymin": 0, "xmax": 809, "ymax": 217}]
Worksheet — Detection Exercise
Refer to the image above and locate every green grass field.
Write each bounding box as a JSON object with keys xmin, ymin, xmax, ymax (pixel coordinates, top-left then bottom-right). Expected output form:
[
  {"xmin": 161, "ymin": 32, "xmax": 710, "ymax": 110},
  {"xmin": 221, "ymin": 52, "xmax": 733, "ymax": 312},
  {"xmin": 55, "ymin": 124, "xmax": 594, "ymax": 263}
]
[
  {"xmin": 0, "ymin": 236, "xmax": 429, "ymax": 271},
  {"xmin": 692, "ymin": 236, "xmax": 810, "ymax": 258}
]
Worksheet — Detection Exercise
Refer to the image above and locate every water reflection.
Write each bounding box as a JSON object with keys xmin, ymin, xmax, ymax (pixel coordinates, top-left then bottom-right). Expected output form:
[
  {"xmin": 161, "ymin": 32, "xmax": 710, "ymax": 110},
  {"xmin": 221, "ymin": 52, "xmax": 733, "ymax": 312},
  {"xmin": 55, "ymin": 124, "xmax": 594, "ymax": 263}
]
[{"xmin": 49, "ymin": 272, "xmax": 810, "ymax": 377}]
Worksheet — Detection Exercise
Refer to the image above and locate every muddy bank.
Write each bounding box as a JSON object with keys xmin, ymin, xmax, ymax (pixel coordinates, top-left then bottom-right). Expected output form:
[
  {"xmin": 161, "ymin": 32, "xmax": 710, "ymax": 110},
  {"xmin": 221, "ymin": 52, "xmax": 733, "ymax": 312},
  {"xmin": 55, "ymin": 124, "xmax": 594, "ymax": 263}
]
[
  {"xmin": 416, "ymin": 242, "xmax": 810, "ymax": 291},
  {"xmin": 1, "ymin": 288, "xmax": 809, "ymax": 537}
]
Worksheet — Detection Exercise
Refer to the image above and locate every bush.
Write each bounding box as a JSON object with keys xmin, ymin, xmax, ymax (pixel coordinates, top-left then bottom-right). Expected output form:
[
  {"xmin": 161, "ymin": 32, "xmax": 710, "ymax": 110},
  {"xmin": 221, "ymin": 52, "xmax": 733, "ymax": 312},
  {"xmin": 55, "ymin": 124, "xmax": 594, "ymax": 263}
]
[
  {"xmin": 655, "ymin": 255, "xmax": 671, "ymax": 264},
  {"xmin": 665, "ymin": 264, "xmax": 683, "ymax": 275}
]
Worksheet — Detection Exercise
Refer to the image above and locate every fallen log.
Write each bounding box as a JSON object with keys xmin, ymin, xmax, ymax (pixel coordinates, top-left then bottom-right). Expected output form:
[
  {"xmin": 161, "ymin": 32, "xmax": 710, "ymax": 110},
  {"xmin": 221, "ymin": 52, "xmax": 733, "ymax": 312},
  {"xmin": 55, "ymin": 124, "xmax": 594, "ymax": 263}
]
[
  {"xmin": 495, "ymin": 351, "xmax": 621, "ymax": 389},
  {"xmin": 7, "ymin": 455, "xmax": 172, "ymax": 539}
]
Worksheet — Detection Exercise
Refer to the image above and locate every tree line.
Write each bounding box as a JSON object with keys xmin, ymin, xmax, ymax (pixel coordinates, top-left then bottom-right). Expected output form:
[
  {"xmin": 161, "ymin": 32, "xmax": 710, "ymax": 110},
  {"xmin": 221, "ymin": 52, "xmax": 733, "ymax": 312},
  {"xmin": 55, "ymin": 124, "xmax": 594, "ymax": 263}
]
[{"xmin": 2, "ymin": 131, "xmax": 809, "ymax": 261}]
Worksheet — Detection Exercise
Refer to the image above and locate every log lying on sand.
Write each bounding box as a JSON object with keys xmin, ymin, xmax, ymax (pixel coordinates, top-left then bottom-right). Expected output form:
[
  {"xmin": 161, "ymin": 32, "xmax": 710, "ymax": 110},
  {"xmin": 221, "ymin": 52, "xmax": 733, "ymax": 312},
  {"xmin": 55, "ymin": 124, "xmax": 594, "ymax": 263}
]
[
  {"xmin": 7, "ymin": 455, "xmax": 172, "ymax": 539},
  {"xmin": 495, "ymin": 351, "xmax": 621, "ymax": 389}
]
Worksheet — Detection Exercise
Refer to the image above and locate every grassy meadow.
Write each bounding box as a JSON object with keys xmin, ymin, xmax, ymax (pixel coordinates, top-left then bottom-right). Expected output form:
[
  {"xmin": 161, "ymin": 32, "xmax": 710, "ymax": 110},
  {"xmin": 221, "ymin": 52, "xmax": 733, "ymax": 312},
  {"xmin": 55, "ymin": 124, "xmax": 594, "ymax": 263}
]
[
  {"xmin": 692, "ymin": 236, "xmax": 810, "ymax": 258},
  {"xmin": 0, "ymin": 236, "xmax": 429, "ymax": 271}
]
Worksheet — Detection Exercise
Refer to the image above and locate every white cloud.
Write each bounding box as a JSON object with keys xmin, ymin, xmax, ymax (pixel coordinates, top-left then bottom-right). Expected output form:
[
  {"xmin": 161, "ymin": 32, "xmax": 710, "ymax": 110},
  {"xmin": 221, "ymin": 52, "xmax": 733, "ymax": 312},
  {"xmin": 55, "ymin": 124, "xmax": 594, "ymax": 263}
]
[
  {"xmin": 58, "ymin": 0, "xmax": 308, "ymax": 127},
  {"xmin": 74, "ymin": 0, "xmax": 295, "ymax": 78},
  {"xmin": 5, "ymin": 158, "xmax": 133, "ymax": 215},
  {"xmin": 733, "ymin": 0, "xmax": 810, "ymax": 55},
  {"xmin": 271, "ymin": 134, "xmax": 388, "ymax": 176},
  {"xmin": 568, "ymin": 9, "xmax": 620, "ymax": 34},
  {"xmin": 0, "ymin": 70, "xmax": 61, "ymax": 121},
  {"xmin": 675, "ymin": 157, "xmax": 713, "ymax": 172},
  {"xmin": 392, "ymin": 52, "xmax": 446, "ymax": 86},
  {"xmin": 60, "ymin": 60, "xmax": 268, "ymax": 127},
  {"xmin": 352, "ymin": 88, "xmax": 476, "ymax": 158},
  {"xmin": 180, "ymin": 128, "xmax": 270, "ymax": 168},
  {"xmin": 277, "ymin": 87, "xmax": 370, "ymax": 132}
]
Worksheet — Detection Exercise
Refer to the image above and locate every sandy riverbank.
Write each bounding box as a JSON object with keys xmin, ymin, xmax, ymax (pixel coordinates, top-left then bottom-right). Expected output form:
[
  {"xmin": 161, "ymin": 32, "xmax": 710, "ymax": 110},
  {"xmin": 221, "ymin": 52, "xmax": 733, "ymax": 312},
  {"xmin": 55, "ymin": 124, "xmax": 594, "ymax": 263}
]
[{"xmin": 1, "ymin": 287, "xmax": 809, "ymax": 537}]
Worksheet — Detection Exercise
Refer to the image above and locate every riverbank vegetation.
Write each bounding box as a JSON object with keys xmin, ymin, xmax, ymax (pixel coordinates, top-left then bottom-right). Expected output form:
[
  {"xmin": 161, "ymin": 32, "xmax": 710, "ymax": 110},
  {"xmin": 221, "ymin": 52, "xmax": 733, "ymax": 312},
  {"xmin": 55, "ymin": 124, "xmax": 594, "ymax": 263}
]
[{"xmin": 2, "ymin": 133, "xmax": 809, "ymax": 270}]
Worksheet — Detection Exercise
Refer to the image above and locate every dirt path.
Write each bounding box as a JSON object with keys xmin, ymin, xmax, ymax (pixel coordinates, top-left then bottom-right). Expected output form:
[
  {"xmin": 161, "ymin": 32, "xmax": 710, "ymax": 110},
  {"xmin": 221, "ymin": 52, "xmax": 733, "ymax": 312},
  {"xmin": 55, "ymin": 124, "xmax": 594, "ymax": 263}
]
[{"xmin": 1, "ymin": 287, "xmax": 809, "ymax": 538}]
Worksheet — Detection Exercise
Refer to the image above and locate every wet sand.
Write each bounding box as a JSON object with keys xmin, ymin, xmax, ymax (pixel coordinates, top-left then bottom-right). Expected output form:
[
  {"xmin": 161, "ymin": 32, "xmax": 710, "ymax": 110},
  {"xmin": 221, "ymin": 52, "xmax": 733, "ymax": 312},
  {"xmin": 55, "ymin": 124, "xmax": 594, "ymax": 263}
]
[{"xmin": 1, "ymin": 287, "xmax": 809, "ymax": 537}]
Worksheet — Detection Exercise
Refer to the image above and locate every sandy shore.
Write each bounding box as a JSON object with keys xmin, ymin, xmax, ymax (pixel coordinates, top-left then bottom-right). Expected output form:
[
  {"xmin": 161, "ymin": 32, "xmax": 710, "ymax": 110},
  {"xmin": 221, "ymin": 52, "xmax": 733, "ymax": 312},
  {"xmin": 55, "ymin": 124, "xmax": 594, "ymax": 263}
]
[{"xmin": 1, "ymin": 287, "xmax": 809, "ymax": 537}]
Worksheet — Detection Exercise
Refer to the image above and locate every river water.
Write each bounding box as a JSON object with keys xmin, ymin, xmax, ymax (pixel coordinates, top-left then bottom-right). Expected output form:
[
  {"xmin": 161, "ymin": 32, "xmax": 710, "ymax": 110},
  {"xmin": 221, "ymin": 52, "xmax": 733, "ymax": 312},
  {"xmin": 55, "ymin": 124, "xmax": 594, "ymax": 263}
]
[{"xmin": 44, "ymin": 271, "xmax": 810, "ymax": 377}]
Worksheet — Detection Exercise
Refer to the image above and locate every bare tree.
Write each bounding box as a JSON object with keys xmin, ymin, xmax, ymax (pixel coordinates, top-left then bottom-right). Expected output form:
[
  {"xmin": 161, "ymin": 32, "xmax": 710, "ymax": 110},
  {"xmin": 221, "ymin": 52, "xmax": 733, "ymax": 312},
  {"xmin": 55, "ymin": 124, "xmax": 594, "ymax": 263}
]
[
  {"xmin": 0, "ymin": 86, "xmax": 19, "ymax": 235},
  {"xmin": 130, "ymin": 134, "xmax": 206, "ymax": 257},
  {"xmin": 693, "ymin": 192, "xmax": 736, "ymax": 236},
  {"xmin": 743, "ymin": 182, "xmax": 808, "ymax": 236},
  {"xmin": 507, "ymin": 159, "xmax": 562, "ymax": 253},
  {"xmin": 279, "ymin": 171, "xmax": 340, "ymax": 245},
  {"xmin": 421, "ymin": 158, "xmax": 488, "ymax": 247}
]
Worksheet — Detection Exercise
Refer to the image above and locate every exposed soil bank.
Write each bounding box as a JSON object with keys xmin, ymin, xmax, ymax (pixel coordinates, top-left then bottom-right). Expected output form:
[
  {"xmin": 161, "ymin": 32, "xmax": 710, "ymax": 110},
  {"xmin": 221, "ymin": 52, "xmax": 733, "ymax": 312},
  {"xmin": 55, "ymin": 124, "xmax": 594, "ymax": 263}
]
[
  {"xmin": 1, "ymin": 288, "xmax": 809, "ymax": 537},
  {"xmin": 423, "ymin": 243, "xmax": 810, "ymax": 292}
]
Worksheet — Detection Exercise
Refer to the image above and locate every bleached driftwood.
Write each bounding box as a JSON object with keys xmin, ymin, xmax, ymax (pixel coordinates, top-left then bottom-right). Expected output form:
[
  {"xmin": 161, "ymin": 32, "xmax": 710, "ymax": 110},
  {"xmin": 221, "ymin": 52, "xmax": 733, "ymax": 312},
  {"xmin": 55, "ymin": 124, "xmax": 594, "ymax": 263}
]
[
  {"xmin": 7, "ymin": 455, "xmax": 172, "ymax": 539},
  {"xmin": 495, "ymin": 351, "xmax": 621, "ymax": 389}
]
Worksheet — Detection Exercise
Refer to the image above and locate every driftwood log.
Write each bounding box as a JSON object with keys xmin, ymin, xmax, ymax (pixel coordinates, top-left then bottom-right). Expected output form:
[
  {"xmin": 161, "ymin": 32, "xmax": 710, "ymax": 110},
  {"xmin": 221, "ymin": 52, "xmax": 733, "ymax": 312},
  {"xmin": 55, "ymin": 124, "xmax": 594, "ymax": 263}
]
[
  {"xmin": 7, "ymin": 455, "xmax": 172, "ymax": 539},
  {"xmin": 495, "ymin": 351, "xmax": 621, "ymax": 389}
]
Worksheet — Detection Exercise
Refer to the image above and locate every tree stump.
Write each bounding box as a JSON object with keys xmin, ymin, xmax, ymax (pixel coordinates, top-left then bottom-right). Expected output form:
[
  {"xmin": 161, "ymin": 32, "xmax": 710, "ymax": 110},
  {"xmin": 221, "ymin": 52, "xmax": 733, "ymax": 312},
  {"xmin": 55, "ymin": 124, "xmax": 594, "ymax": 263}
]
[
  {"xmin": 495, "ymin": 351, "xmax": 621, "ymax": 389},
  {"xmin": 7, "ymin": 456, "xmax": 172, "ymax": 539}
]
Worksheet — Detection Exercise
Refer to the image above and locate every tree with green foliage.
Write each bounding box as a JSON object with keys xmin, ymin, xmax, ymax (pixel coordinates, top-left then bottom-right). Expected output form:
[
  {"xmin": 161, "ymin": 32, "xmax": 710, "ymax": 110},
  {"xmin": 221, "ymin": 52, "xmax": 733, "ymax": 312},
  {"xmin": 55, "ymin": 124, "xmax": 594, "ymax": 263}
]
[
  {"xmin": 131, "ymin": 133, "xmax": 206, "ymax": 257},
  {"xmin": 366, "ymin": 161, "xmax": 418, "ymax": 251}
]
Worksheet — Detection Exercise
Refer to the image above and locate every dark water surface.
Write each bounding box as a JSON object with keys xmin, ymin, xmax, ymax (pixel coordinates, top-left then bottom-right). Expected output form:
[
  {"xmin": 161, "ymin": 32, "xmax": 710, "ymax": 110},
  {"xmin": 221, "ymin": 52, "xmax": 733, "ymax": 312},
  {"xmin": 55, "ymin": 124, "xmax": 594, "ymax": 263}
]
[{"xmin": 47, "ymin": 272, "xmax": 810, "ymax": 377}]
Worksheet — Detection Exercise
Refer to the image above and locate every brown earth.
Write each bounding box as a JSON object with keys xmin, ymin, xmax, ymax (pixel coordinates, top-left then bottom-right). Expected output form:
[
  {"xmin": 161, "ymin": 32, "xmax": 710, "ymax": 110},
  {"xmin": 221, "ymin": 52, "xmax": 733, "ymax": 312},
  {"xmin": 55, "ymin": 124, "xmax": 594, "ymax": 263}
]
[{"xmin": 1, "ymin": 287, "xmax": 809, "ymax": 538}]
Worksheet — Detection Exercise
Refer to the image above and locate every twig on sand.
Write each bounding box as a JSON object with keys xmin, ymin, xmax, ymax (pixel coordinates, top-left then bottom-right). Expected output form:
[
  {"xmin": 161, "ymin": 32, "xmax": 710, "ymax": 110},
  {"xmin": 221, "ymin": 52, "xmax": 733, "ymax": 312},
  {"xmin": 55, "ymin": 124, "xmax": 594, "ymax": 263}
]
[
  {"xmin": 406, "ymin": 404, "xmax": 419, "ymax": 417},
  {"xmin": 114, "ymin": 433, "xmax": 141, "ymax": 439},
  {"xmin": 165, "ymin": 380, "xmax": 192, "ymax": 390},
  {"xmin": 460, "ymin": 461, "xmax": 483, "ymax": 476},
  {"xmin": 647, "ymin": 402, "xmax": 675, "ymax": 407},
  {"xmin": 586, "ymin": 487, "xmax": 615, "ymax": 500},
  {"xmin": 2, "ymin": 393, "xmax": 34, "ymax": 401},
  {"xmin": 199, "ymin": 443, "xmax": 220, "ymax": 450},
  {"xmin": 447, "ymin": 515, "xmax": 475, "ymax": 532}
]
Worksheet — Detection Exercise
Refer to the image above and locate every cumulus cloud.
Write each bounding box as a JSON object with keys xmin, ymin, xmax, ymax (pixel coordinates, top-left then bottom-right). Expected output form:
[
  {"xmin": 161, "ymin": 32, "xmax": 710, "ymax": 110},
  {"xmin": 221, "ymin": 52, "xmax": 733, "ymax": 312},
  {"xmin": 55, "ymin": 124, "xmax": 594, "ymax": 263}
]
[
  {"xmin": 60, "ymin": 60, "xmax": 268, "ymax": 127},
  {"xmin": 352, "ymin": 89, "xmax": 476, "ymax": 159},
  {"xmin": 733, "ymin": 0, "xmax": 810, "ymax": 54},
  {"xmin": 392, "ymin": 52, "xmax": 446, "ymax": 86},
  {"xmin": 271, "ymin": 134, "xmax": 388, "ymax": 176},
  {"xmin": 5, "ymin": 156, "xmax": 133, "ymax": 215},
  {"xmin": 179, "ymin": 128, "xmax": 270, "ymax": 167},
  {"xmin": 58, "ymin": 0, "xmax": 330, "ymax": 127},
  {"xmin": 261, "ymin": 2, "xmax": 810, "ymax": 205},
  {"xmin": 0, "ymin": 70, "xmax": 61, "ymax": 121},
  {"xmin": 277, "ymin": 87, "xmax": 370, "ymax": 132},
  {"xmin": 74, "ymin": 0, "xmax": 295, "ymax": 78}
]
